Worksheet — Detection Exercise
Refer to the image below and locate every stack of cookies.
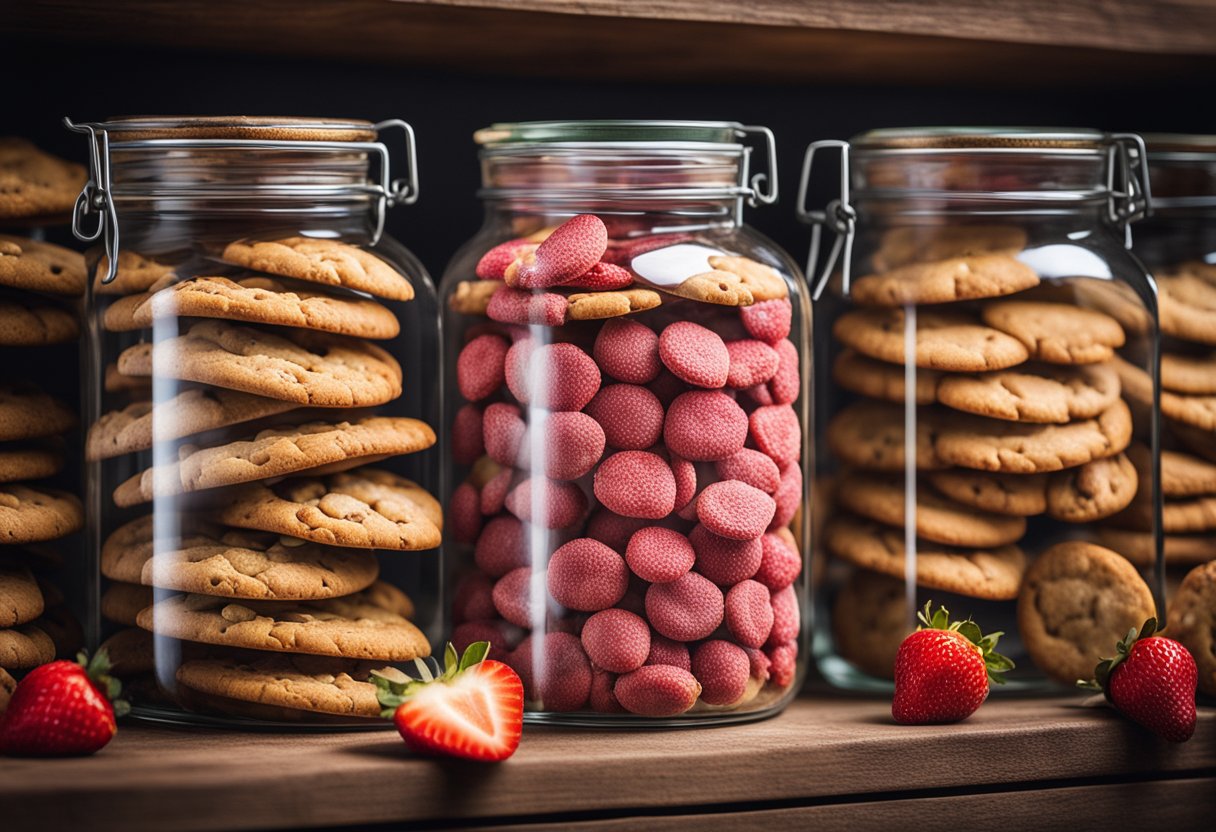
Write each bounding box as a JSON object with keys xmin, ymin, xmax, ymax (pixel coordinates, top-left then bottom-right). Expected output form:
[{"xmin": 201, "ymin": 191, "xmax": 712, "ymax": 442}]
[
  {"xmin": 91, "ymin": 236, "xmax": 441, "ymax": 721},
  {"xmin": 1, "ymin": 139, "xmax": 89, "ymax": 697},
  {"xmin": 822, "ymin": 225, "xmax": 1143, "ymax": 681}
]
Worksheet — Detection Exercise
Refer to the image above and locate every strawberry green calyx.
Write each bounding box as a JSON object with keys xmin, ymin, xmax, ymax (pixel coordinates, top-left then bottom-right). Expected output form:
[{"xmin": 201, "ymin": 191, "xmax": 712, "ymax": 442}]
[
  {"xmin": 1077, "ymin": 617, "xmax": 1157, "ymax": 698},
  {"xmin": 80, "ymin": 649, "xmax": 130, "ymax": 718},
  {"xmin": 372, "ymin": 641, "xmax": 491, "ymax": 718},
  {"xmin": 916, "ymin": 602, "xmax": 1015, "ymax": 685}
]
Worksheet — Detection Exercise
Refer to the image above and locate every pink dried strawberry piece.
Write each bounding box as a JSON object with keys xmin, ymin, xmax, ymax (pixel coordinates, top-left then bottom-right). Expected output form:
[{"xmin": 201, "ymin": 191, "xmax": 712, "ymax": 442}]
[
  {"xmin": 474, "ymin": 515, "xmax": 528, "ymax": 577},
  {"xmin": 528, "ymin": 342, "xmax": 602, "ymax": 412},
  {"xmin": 518, "ymin": 411, "xmax": 605, "ymax": 481},
  {"xmin": 664, "ymin": 390, "xmax": 749, "ymax": 462},
  {"xmin": 451, "ymin": 619, "xmax": 520, "ymax": 663},
  {"xmin": 476, "ymin": 238, "xmax": 536, "ymax": 280},
  {"xmin": 725, "ymin": 579, "xmax": 774, "ymax": 649},
  {"xmin": 589, "ymin": 666, "xmax": 625, "ymax": 713},
  {"xmin": 547, "ymin": 538, "xmax": 630, "ymax": 612},
  {"xmin": 767, "ymin": 584, "xmax": 801, "ymax": 647},
  {"xmin": 451, "ymin": 404, "xmax": 485, "ymax": 466},
  {"xmin": 743, "ymin": 645, "xmax": 771, "ymax": 682},
  {"xmin": 659, "ymin": 321, "xmax": 730, "ymax": 389},
  {"xmin": 645, "ymin": 571, "xmax": 724, "ymax": 642},
  {"xmin": 765, "ymin": 639, "xmax": 798, "ymax": 687},
  {"xmin": 487, "ymin": 286, "xmax": 567, "ymax": 327},
  {"xmin": 625, "ymin": 526, "xmax": 695, "ymax": 584},
  {"xmin": 483, "ymin": 402, "xmax": 526, "ymax": 467},
  {"xmin": 505, "ymin": 476, "xmax": 588, "ymax": 530},
  {"xmin": 740, "ymin": 299, "xmax": 792, "ymax": 344},
  {"xmin": 594, "ymin": 318, "xmax": 661, "ymax": 384},
  {"xmin": 670, "ymin": 454, "xmax": 697, "ymax": 513},
  {"xmin": 456, "ymin": 333, "xmax": 509, "ymax": 402},
  {"xmin": 451, "ymin": 572, "xmax": 497, "ymax": 625},
  {"xmin": 493, "ymin": 566, "xmax": 542, "ymax": 628},
  {"xmin": 586, "ymin": 509, "xmax": 650, "ymax": 553},
  {"xmin": 585, "ymin": 384, "xmax": 664, "ymax": 450},
  {"xmin": 449, "ymin": 481, "xmax": 483, "ymax": 544},
  {"xmin": 692, "ymin": 639, "xmax": 751, "ymax": 706},
  {"xmin": 504, "ymin": 336, "xmax": 536, "ymax": 404},
  {"xmin": 725, "ymin": 340, "xmax": 780, "ymax": 389},
  {"xmin": 581, "ymin": 608, "xmax": 651, "ymax": 673},
  {"xmin": 614, "ymin": 665, "xmax": 701, "ymax": 717},
  {"xmin": 646, "ymin": 636, "xmax": 691, "ymax": 672},
  {"xmin": 768, "ymin": 339, "xmax": 800, "ymax": 404},
  {"xmin": 755, "ymin": 532, "xmax": 802, "ymax": 591},
  {"xmin": 524, "ymin": 632, "xmax": 594, "ymax": 712},
  {"xmin": 715, "ymin": 449, "xmax": 781, "ymax": 495},
  {"xmin": 564, "ymin": 260, "xmax": 634, "ymax": 290},
  {"xmin": 749, "ymin": 404, "xmax": 801, "ymax": 469},
  {"xmin": 508, "ymin": 214, "xmax": 607, "ymax": 289},
  {"xmin": 689, "ymin": 524, "xmax": 763, "ymax": 586},
  {"xmin": 594, "ymin": 450, "xmax": 677, "ymax": 520},
  {"xmin": 479, "ymin": 466, "xmax": 514, "ymax": 515},
  {"xmin": 696, "ymin": 480, "xmax": 777, "ymax": 541},
  {"xmin": 768, "ymin": 464, "xmax": 802, "ymax": 531}
]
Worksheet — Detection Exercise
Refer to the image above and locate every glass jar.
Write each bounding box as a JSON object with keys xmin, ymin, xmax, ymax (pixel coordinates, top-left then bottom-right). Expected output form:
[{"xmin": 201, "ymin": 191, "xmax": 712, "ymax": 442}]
[
  {"xmin": 441, "ymin": 121, "xmax": 808, "ymax": 725},
  {"xmin": 68, "ymin": 116, "xmax": 441, "ymax": 726},
  {"xmin": 799, "ymin": 128, "xmax": 1164, "ymax": 691}
]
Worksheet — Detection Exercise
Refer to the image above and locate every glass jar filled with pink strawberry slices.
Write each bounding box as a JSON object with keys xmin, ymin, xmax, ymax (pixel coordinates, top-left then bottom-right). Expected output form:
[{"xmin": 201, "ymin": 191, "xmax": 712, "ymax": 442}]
[{"xmin": 440, "ymin": 121, "xmax": 808, "ymax": 724}]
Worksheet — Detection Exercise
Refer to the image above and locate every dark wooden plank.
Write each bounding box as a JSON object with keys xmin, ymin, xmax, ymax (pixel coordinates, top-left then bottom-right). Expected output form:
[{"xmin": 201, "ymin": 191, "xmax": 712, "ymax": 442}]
[{"xmin": 0, "ymin": 695, "xmax": 1212, "ymax": 831}]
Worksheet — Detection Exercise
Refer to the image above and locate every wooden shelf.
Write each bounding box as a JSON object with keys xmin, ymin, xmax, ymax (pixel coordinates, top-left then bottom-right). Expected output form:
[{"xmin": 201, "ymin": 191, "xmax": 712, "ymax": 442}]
[
  {"xmin": 1, "ymin": 692, "xmax": 1213, "ymax": 831},
  {"xmin": 8, "ymin": 0, "xmax": 1216, "ymax": 86}
]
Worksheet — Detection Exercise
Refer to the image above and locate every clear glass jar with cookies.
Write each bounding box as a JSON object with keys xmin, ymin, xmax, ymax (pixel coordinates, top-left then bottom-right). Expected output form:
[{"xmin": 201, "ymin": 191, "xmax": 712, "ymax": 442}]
[
  {"xmin": 799, "ymin": 128, "xmax": 1164, "ymax": 691},
  {"xmin": 441, "ymin": 121, "xmax": 808, "ymax": 724},
  {"xmin": 67, "ymin": 116, "xmax": 442, "ymax": 726}
]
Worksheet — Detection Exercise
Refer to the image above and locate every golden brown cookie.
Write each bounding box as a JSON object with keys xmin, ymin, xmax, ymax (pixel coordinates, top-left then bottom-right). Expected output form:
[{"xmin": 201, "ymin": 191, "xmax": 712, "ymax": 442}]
[
  {"xmin": 826, "ymin": 401, "xmax": 947, "ymax": 471},
  {"xmin": 825, "ymin": 514, "xmax": 1027, "ymax": 600},
  {"xmin": 0, "ymin": 623, "xmax": 55, "ymax": 669},
  {"xmin": 0, "ymin": 384, "xmax": 75, "ymax": 445},
  {"xmin": 871, "ymin": 225, "xmax": 1028, "ymax": 272},
  {"xmin": 0, "ymin": 485, "xmax": 83, "ymax": 544},
  {"xmin": 176, "ymin": 654, "xmax": 385, "ymax": 719},
  {"xmin": 851, "ymin": 254, "xmax": 1039, "ymax": 307},
  {"xmin": 834, "ymin": 307, "xmax": 1029, "ymax": 372},
  {"xmin": 93, "ymin": 250, "xmax": 177, "ymax": 296},
  {"xmin": 927, "ymin": 469, "xmax": 1048, "ymax": 516},
  {"xmin": 1044, "ymin": 453, "xmax": 1138, "ymax": 523},
  {"xmin": 1162, "ymin": 350, "xmax": 1216, "ymax": 395},
  {"xmin": 836, "ymin": 472, "xmax": 1026, "ymax": 547},
  {"xmin": 934, "ymin": 399, "xmax": 1133, "ymax": 474},
  {"xmin": 0, "ymin": 439, "xmax": 65, "ymax": 483},
  {"xmin": 222, "ymin": 237, "xmax": 414, "ymax": 302},
  {"xmin": 213, "ymin": 469, "xmax": 442, "ymax": 551},
  {"xmin": 0, "ymin": 139, "xmax": 86, "ymax": 220},
  {"xmin": 98, "ymin": 628, "xmax": 155, "ymax": 678},
  {"xmin": 1111, "ymin": 494, "xmax": 1216, "ymax": 535},
  {"xmin": 1166, "ymin": 560, "xmax": 1216, "ymax": 696},
  {"xmin": 832, "ymin": 568, "xmax": 911, "ymax": 680},
  {"xmin": 0, "ymin": 565, "xmax": 43, "ymax": 628},
  {"xmin": 0, "ymin": 297, "xmax": 78, "ymax": 346},
  {"xmin": 566, "ymin": 288, "xmax": 662, "ymax": 320},
  {"xmin": 1158, "ymin": 269, "xmax": 1216, "ymax": 346},
  {"xmin": 1097, "ymin": 527, "xmax": 1216, "ymax": 568},
  {"xmin": 1126, "ymin": 443, "xmax": 1216, "ymax": 498},
  {"xmin": 1115, "ymin": 355, "xmax": 1216, "ymax": 433},
  {"xmin": 980, "ymin": 301, "xmax": 1125, "ymax": 365},
  {"xmin": 1017, "ymin": 540, "xmax": 1156, "ymax": 685},
  {"xmin": 449, "ymin": 280, "xmax": 501, "ymax": 316},
  {"xmin": 116, "ymin": 320, "xmax": 403, "ymax": 408},
  {"xmin": 706, "ymin": 255, "xmax": 788, "ymax": 302},
  {"xmin": 101, "ymin": 582, "xmax": 153, "ymax": 628},
  {"xmin": 104, "ymin": 362, "xmax": 152, "ymax": 396},
  {"xmin": 936, "ymin": 362, "xmax": 1120, "ymax": 424},
  {"xmin": 0, "ymin": 236, "xmax": 86, "ymax": 296},
  {"xmin": 112, "ymin": 417, "xmax": 436, "ymax": 507},
  {"xmin": 831, "ymin": 349, "xmax": 940, "ymax": 405}
]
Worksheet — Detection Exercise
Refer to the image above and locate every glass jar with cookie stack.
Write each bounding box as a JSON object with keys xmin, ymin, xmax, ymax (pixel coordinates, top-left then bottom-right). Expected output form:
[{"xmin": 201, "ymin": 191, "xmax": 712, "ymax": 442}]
[
  {"xmin": 799, "ymin": 128, "xmax": 1165, "ymax": 690},
  {"xmin": 441, "ymin": 121, "xmax": 808, "ymax": 724},
  {"xmin": 67, "ymin": 116, "xmax": 442, "ymax": 726},
  {"xmin": 2, "ymin": 137, "xmax": 90, "ymax": 697}
]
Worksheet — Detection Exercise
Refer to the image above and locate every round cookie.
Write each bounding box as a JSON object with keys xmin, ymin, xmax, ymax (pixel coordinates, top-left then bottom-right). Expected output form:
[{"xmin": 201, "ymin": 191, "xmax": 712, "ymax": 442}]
[
  {"xmin": 1162, "ymin": 350, "xmax": 1216, "ymax": 395},
  {"xmin": 112, "ymin": 417, "xmax": 437, "ymax": 507},
  {"xmin": 933, "ymin": 399, "xmax": 1133, "ymax": 474},
  {"xmin": 836, "ymin": 472, "xmax": 1026, "ymax": 547},
  {"xmin": 1126, "ymin": 443, "xmax": 1216, "ymax": 498},
  {"xmin": 1017, "ymin": 540, "xmax": 1156, "ymax": 685},
  {"xmin": 927, "ymin": 469, "xmax": 1048, "ymax": 516},
  {"xmin": 449, "ymin": 279, "xmax": 500, "ymax": 316},
  {"xmin": 93, "ymin": 250, "xmax": 176, "ymax": 296},
  {"xmin": 0, "ymin": 623, "xmax": 55, "ymax": 669},
  {"xmin": 101, "ymin": 582, "xmax": 153, "ymax": 627},
  {"xmin": 137, "ymin": 585, "xmax": 430, "ymax": 661},
  {"xmin": 833, "ymin": 307, "xmax": 1029, "ymax": 372},
  {"xmin": 116, "ymin": 320, "xmax": 403, "ymax": 408},
  {"xmin": 1158, "ymin": 270, "xmax": 1216, "ymax": 346},
  {"xmin": 0, "ymin": 485, "xmax": 83, "ymax": 544},
  {"xmin": 851, "ymin": 254, "xmax": 1039, "ymax": 306},
  {"xmin": 1165, "ymin": 561, "xmax": 1216, "ymax": 697},
  {"xmin": 1044, "ymin": 453, "xmax": 1138, "ymax": 523},
  {"xmin": 1107, "ymin": 492, "xmax": 1216, "ymax": 534},
  {"xmin": 104, "ymin": 362, "xmax": 152, "ymax": 396},
  {"xmin": 102, "ymin": 514, "xmax": 380, "ymax": 601},
  {"xmin": 826, "ymin": 401, "xmax": 947, "ymax": 471},
  {"xmin": 1097, "ymin": 527, "xmax": 1216, "ymax": 568},
  {"xmin": 831, "ymin": 349, "xmax": 940, "ymax": 405},
  {"xmin": 980, "ymin": 301, "xmax": 1125, "ymax": 364},
  {"xmin": 706, "ymin": 255, "xmax": 789, "ymax": 302},
  {"xmin": 0, "ymin": 667, "xmax": 14, "ymax": 713},
  {"xmin": 566, "ymin": 288, "xmax": 663, "ymax": 320},
  {"xmin": 105, "ymin": 276, "xmax": 402, "ymax": 340},
  {"xmin": 176, "ymin": 655, "xmax": 385, "ymax": 719},
  {"xmin": 936, "ymin": 362, "xmax": 1120, "ymax": 424},
  {"xmin": 0, "ymin": 384, "xmax": 75, "ymax": 442},
  {"xmin": 213, "ymin": 469, "xmax": 442, "ymax": 551},
  {"xmin": 0, "ymin": 440, "xmax": 65, "ymax": 483},
  {"xmin": 0, "ymin": 565, "xmax": 44, "ymax": 628},
  {"xmin": 0, "ymin": 297, "xmax": 78, "ymax": 346},
  {"xmin": 0, "ymin": 139, "xmax": 87, "ymax": 220},
  {"xmin": 832, "ymin": 568, "xmax": 913, "ymax": 680},
  {"xmin": 98, "ymin": 628, "xmax": 155, "ymax": 678},
  {"xmin": 0, "ymin": 235, "xmax": 86, "ymax": 296},
  {"xmin": 221, "ymin": 237, "xmax": 414, "ymax": 302},
  {"xmin": 824, "ymin": 514, "xmax": 1027, "ymax": 600},
  {"xmin": 1115, "ymin": 355, "xmax": 1216, "ymax": 433},
  {"xmin": 871, "ymin": 225, "xmax": 1028, "ymax": 272}
]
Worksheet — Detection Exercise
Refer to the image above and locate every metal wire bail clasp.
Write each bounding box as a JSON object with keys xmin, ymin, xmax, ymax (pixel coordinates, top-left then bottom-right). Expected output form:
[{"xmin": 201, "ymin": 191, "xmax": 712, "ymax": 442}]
[
  {"xmin": 63, "ymin": 117, "xmax": 120, "ymax": 285},
  {"xmin": 796, "ymin": 140, "xmax": 855, "ymax": 301},
  {"xmin": 1107, "ymin": 132, "xmax": 1153, "ymax": 249},
  {"xmin": 737, "ymin": 125, "xmax": 779, "ymax": 207}
]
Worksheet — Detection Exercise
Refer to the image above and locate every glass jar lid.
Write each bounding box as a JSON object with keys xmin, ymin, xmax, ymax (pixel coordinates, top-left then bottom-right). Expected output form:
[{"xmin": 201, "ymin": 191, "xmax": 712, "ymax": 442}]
[
  {"xmin": 851, "ymin": 127, "xmax": 1108, "ymax": 151},
  {"xmin": 475, "ymin": 120, "xmax": 747, "ymax": 147},
  {"xmin": 96, "ymin": 116, "xmax": 379, "ymax": 143}
]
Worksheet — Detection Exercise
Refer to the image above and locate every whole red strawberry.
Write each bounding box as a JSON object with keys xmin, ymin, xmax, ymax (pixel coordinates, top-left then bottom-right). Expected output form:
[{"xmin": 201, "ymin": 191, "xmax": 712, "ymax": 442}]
[
  {"xmin": 0, "ymin": 650, "xmax": 128, "ymax": 757},
  {"xmin": 1080, "ymin": 618, "xmax": 1196, "ymax": 743},
  {"xmin": 892, "ymin": 602, "xmax": 1013, "ymax": 725}
]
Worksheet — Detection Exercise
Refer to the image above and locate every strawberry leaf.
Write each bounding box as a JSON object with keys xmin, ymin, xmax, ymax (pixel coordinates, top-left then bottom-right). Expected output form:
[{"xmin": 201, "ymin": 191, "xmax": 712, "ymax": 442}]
[{"xmin": 459, "ymin": 641, "xmax": 491, "ymax": 671}]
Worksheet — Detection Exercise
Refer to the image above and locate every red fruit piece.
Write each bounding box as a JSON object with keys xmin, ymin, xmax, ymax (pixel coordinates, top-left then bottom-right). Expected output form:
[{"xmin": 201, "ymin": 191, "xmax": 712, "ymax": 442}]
[
  {"xmin": 659, "ymin": 321, "xmax": 730, "ymax": 389},
  {"xmin": 740, "ymin": 299, "xmax": 792, "ymax": 344},
  {"xmin": 474, "ymin": 515, "xmax": 528, "ymax": 577},
  {"xmin": 547, "ymin": 538, "xmax": 630, "ymax": 612},
  {"xmin": 508, "ymin": 214, "xmax": 607, "ymax": 289},
  {"xmin": 715, "ymin": 449, "xmax": 781, "ymax": 494},
  {"xmin": 589, "ymin": 666, "xmax": 625, "ymax": 713},
  {"xmin": 586, "ymin": 510, "xmax": 650, "ymax": 553},
  {"xmin": 648, "ymin": 369, "xmax": 687, "ymax": 407},
  {"xmin": 493, "ymin": 567, "xmax": 542, "ymax": 628},
  {"xmin": 0, "ymin": 652, "xmax": 125, "ymax": 757},
  {"xmin": 646, "ymin": 636, "xmax": 691, "ymax": 671},
  {"xmin": 457, "ymin": 334, "xmax": 509, "ymax": 402},
  {"xmin": 451, "ymin": 620, "xmax": 520, "ymax": 662},
  {"xmin": 451, "ymin": 404, "xmax": 485, "ymax": 466},
  {"xmin": 646, "ymin": 572, "xmax": 724, "ymax": 641},
  {"xmin": 626, "ymin": 526, "xmax": 695, "ymax": 584},
  {"xmin": 505, "ymin": 477, "xmax": 588, "ymax": 529},
  {"xmin": 696, "ymin": 480, "xmax": 777, "ymax": 541},
  {"xmin": 689, "ymin": 524, "xmax": 763, "ymax": 586},
  {"xmin": 582, "ymin": 608, "xmax": 651, "ymax": 673},
  {"xmin": 743, "ymin": 646, "xmax": 771, "ymax": 682},
  {"xmin": 750, "ymin": 405, "xmax": 801, "ymax": 469},
  {"xmin": 766, "ymin": 640, "xmax": 798, "ymax": 687},
  {"xmin": 480, "ymin": 467, "xmax": 514, "ymax": 515},
  {"xmin": 504, "ymin": 336, "xmax": 535, "ymax": 403},
  {"xmin": 725, "ymin": 340, "xmax": 779, "ymax": 389},
  {"xmin": 692, "ymin": 640, "xmax": 751, "ymax": 706},
  {"xmin": 755, "ymin": 532, "xmax": 802, "ymax": 591},
  {"xmin": 477, "ymin": 238, "xmax": 535, "ymax": 280},
  {"xmin": 483, "ymin": 402, "xmax": 526, "ymax": 467},
  {"xmin": 670, "ymin": 454, "xmax": 697, "ymax": 513},
  {"xmin": 532, "ymin": 632, "xmax": 593, "ymax": 712},
  {"xmin": 565, "ymin": 261, "xmax": 634, "ymax": 290},
  {"xmin": 594, "ymin": 451, "xmax": 677, "ymax": 520},
  {"xmin": 517, "ymin": 410, "xmax": 605, "ymax": 481},
  {"xmin": 528, "ymin": 343, "xmax": 602, "ymax": 412},
  {"xmin": 451, "ymin": 572, "xmax": 498, "ymax": 625},
  {"xmin": 767, "ymin": 584, "xmax": 801, "ymax": 647},
  {"xmin": 768, "ymin": 464, "xmax": 802, "ymax": 531},
  {"xmin": 594, "ymin": 318, "xmax": 661, "ymax": 384},
  {"xmin": 585, "ymin": 384, "xmax": 664, "ymax": 450},
  {"xmin": 449, "ymin": 482, "xmax": 482, "ymax": 544},
  {"xmin": 487, "ymin": 287, "xmax": 567, "ymax": 327},
  {"xmin": 725, "ymin": 579, "xmax": 775, "ymax": 649},
  {"xmin": 664, "ymin": 391, "xmax": 749, "ymax": 462},
  {"xmin": 614, "ymin": 665, "xmax": 702, "ymax": 717},
  {"xmin": 768, "ymin": 339, "xmax": 800, "ymax": 404}
]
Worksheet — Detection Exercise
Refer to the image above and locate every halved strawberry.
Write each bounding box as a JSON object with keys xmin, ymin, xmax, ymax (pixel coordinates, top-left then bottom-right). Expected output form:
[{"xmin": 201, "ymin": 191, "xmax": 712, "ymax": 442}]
[{"xmin": 374, "ymin": 642, "xmax": 523, "ymax": 762}]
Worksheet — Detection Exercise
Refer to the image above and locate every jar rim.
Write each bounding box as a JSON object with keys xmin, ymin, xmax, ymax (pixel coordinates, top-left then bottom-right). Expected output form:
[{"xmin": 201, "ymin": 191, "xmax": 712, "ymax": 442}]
[
  {"xmin": 851, "ymin": 126, "xmax": 1108, "ymax": 151},
  {"xmin": 475, "ymin": 120, "xmax": 746, "ymax": 147},
  {"xmin": 97, "ymin": 116, "xmax": 378, "ymax": 143}
]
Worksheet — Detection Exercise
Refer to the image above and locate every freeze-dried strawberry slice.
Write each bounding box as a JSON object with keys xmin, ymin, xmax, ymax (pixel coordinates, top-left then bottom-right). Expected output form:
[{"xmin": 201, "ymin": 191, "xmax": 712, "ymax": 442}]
[
  {"xmin": 476, "ymin": 239, "xmax": 536, "ymax": 280},
  {"xmin": 506, "ymin": 214, "xmax": 607, "ymax": 289},
  {"xmin": 564, "ymin": 261, "xmax": 634, "ymax": 290}
]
